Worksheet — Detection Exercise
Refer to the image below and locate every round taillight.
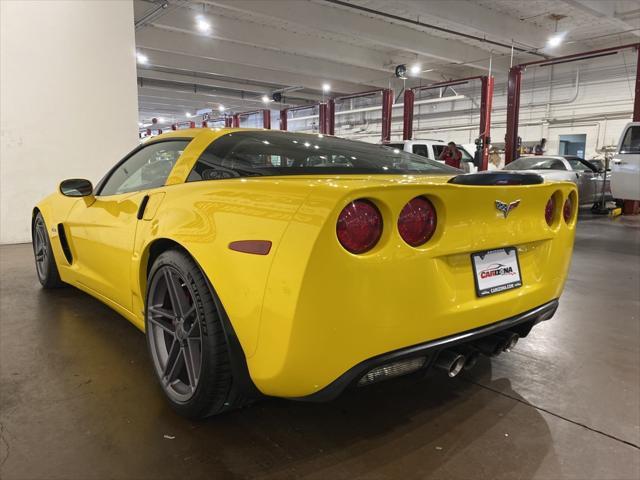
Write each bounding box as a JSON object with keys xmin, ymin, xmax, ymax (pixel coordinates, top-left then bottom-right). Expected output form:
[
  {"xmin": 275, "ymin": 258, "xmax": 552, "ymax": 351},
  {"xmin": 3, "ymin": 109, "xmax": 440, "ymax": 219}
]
[
  {"xmin": 398, "ymin": 196, "xmax": 437, "ymax": 247},
  {"xmin": 563, "ymin": 197, "xmax": 573, "ymax": 223},
  {"xmin": 336, "ymin": 199, "xmax": 382, "ymax": 254},
  {"xmin": 545, "ymin": 196, "xmax": 555, "ymax": 226}
]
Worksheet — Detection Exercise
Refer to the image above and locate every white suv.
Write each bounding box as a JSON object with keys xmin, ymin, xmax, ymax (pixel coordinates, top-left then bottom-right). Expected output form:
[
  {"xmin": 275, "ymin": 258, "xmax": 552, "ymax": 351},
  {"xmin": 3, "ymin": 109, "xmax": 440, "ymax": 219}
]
[
  {"xmin": 384, "ymin": 139, "xmax": 476, "ymax": 171},
  {"xmin": 611, "ymin": 122, "xmax": 640, "ymax": 201}
]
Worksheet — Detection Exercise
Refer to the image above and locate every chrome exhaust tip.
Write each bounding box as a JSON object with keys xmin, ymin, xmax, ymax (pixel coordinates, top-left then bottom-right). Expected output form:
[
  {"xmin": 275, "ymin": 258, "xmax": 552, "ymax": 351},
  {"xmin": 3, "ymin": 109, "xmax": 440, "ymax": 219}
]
[
  {"xmin": 435, "ymin": 350, "xmax": 466, "ymax": 378},
  {"xmin": 499, "ymin": 332, "xmax": 519, "ymax": 352},
  {"xmin": 473, "ymin": 335, "xmax": 505, "ymax": 357}
]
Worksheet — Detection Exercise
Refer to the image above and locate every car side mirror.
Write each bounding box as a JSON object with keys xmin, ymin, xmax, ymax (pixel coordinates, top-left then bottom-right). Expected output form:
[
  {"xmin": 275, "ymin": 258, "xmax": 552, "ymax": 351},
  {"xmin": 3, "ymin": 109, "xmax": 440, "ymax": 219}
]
[{"xmin": 60, "ymin": 178, "xmax": 94, "ymax": 197}]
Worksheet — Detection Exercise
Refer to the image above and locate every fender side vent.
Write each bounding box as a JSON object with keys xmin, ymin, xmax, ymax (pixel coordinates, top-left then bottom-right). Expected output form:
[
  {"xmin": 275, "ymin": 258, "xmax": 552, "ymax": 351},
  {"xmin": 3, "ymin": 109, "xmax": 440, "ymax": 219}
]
[
  {"xmin": 448, "ymin": 172, "xmax": 544, "ymax": 186},
  {"xmin": 57, "ymin": 223, "xmax": 73, "ymax": 264}
]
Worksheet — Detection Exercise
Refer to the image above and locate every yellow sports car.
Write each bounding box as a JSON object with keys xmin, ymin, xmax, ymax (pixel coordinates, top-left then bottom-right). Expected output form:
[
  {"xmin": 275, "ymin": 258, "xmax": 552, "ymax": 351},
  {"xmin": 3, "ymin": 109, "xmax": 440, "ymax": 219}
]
[{"xmin": 33, "ymin": 128, "xmax": 577, "ymax": 418}]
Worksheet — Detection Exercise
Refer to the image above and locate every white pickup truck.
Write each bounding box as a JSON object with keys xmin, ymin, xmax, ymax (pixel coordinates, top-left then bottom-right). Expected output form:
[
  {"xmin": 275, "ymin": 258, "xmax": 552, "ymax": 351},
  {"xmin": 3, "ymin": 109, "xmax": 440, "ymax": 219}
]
[
  {"xmin": 611, "ymin": 122, "xmax": 640, "ymax": 201},
  {"xmin": 384, "ymin": 139, "xmax": 476, "ymax": 171}
]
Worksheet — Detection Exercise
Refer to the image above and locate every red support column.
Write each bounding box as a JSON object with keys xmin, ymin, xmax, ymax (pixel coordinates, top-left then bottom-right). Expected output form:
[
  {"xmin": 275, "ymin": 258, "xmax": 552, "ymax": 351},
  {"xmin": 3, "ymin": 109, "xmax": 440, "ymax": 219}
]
[
  {"xmin": 634, "ymin": 46, "xmax": 640, "ymax": 122},
  {"xmin": 319, "ymin": 103, "xmax": 327, "ymax": 134},
  {"xmin": 280, "ymin": 109, "xmax": 288, "ymax": 131},
  {"xmin": 479, "ymin": 75, "xmax": 494, "ymax": 171},
  {"xmin": 505, "ymin": 66, "xmax": 523, "ymax": 164},
  {"xmin": 262, "ymin": 109, "xmax": 271, "ymax": 129},
  {"xmin": 224, "ymin": 116, "xmax": 233, "ymax": 128},
  {"xmin": 381, "ymin": 88, "xmax": 393, "ymax": 142},
  {"xmin": 326, "ymin": 98, "xmax": 335, "ymax": 135},
  {"xmin": 232, "ymin": 114, "xmax": 240, "ymax": 128},
  {"xmin": 171, "ymin": 124, "xmax": 177, "ymax": 131},
  {"xmin": 402, "ymin": 89, "xmax": 415, "ymax": 141}
]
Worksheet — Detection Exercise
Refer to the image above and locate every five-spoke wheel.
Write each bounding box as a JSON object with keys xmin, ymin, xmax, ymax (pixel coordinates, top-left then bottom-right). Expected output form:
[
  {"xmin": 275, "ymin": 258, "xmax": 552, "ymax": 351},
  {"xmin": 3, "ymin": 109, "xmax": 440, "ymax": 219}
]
[{"xmin": 147, "ymin": 266, "xmax": 203, "ymax": 403}]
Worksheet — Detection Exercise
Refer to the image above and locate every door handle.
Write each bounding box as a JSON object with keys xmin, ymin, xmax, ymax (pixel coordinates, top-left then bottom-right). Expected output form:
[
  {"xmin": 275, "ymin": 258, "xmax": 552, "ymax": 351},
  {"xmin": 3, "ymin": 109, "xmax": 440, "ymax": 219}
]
[{"xmin": 137, "ymin": 195, "xmax": 150, "ymax": 220}]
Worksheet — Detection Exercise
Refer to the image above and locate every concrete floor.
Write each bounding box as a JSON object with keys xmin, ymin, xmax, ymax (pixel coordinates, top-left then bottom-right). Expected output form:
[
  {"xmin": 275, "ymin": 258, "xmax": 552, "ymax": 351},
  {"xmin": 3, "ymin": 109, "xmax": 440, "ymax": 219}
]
[{"xmin": 1, "ymin": 213, "xmax": 639, "ymax": 480}]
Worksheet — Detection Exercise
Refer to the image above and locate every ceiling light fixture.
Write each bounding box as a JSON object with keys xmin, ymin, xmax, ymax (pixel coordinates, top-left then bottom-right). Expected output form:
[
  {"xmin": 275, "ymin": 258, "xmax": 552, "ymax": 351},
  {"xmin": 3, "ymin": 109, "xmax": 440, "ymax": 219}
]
[
  {"xmin": 218, "ymin": 104, "xmax": 225, "ymax": 112},
  {"xmin": 196, "ymin": 15, "xmax": 211, "ymax": 33},
  {"xmin": 547, "ymin": 33, "xmax": 565, "ymax": 48},
  {"xmin": 322, "ymin": 83, "xmax": 331, "ymax": 93},
  {"xmin": 262, "ymin": 95, "xmax": 271, "ymax": 103},
  {"xmin": 185, "ymin": 112, "xmax": 192, "ymax": 117},
  {"xmin": 410, "ymin": 63, "xmax": 421, "ymax": 76},
  {"xmin": 136, "ymin": 52, "xmax": 148, "ymax": 64}
]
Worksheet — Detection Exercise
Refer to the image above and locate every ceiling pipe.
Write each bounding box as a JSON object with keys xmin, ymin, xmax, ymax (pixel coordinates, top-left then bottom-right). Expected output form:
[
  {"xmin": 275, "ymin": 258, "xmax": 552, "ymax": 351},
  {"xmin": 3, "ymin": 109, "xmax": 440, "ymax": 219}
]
[{"xmin": 322, "ymin": 0, "xmax": 546, "ymax": 57}]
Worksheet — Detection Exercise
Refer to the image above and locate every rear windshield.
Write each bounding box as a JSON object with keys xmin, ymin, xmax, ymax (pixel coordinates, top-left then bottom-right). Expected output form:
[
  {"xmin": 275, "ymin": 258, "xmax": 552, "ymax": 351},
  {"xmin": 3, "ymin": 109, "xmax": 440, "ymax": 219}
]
[
  {"xmin": 504, "ymin": 157, "xmax": 566, "ymax": 170},
  {"xmin": 620, "ymin": 126, "xmax": 640, "ymax": 154},
  {"xmin": 187, "ymin": 131, "xmax": 458, "ymax": 181}
]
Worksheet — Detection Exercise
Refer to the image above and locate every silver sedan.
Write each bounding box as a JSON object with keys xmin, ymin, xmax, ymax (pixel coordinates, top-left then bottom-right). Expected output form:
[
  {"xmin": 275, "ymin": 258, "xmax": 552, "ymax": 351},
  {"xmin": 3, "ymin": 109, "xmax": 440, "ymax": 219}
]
[{"xmin": 503, "ymin": 155, "xmax": 610, "ymax": 206}]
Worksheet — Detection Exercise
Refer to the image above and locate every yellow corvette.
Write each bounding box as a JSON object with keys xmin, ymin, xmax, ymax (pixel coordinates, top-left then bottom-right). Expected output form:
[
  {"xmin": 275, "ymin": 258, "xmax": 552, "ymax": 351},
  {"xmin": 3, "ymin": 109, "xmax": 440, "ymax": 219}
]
[{"xmin": 33, "ymin": 128, "xmax": 576, "ymax": 418}]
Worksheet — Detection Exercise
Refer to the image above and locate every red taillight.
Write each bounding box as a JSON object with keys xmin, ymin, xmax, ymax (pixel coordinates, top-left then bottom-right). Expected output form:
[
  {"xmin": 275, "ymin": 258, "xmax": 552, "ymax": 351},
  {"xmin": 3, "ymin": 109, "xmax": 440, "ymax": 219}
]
[
  {"xmin": 545, "ymin": 197, "xmax": 555, "ymax": 226},
  {"xmin": 336, "ymin": 199, "xmax": 382, "ymax": 254},
  {"xmin": 398, "ymin": 196, "xmax": 437, "ymax": 247},
  {"xmin": 563, "ymin": 197, "xmax": 573, "ymax": 223}
]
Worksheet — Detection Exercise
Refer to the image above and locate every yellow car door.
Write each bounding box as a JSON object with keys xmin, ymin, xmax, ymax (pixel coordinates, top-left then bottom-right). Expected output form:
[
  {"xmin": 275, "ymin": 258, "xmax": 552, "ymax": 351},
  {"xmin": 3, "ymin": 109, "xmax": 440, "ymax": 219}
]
[{"xmin": 64, "ymin": 138, "xmax": 193, "ymax": 312}]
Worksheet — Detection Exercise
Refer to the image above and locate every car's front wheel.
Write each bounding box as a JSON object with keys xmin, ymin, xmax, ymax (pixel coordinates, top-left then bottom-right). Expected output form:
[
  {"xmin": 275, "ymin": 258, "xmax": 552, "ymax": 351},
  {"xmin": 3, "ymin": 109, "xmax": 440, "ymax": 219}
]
[
  {"xmin": 145, "ymin": 249, "xmax": 245, "ymax": 419},
  {"xmin": 32, "ymin": 212, "xmax": 64, "ymax": 288}
]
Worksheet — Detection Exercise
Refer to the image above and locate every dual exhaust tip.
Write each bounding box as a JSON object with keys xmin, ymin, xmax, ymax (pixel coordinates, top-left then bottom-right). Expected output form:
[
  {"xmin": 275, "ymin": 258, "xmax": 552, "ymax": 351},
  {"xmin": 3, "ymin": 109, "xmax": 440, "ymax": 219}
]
[{"xmin": 434, "ymin": 332, "xmax": 519, "ymax": 378}]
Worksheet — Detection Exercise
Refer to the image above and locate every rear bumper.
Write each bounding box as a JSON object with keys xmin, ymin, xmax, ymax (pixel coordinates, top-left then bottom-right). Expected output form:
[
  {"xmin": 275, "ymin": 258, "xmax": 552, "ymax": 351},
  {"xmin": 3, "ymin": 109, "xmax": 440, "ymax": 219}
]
[{"xmin": 295, "ymin": 299, "xmax": 559, "ymax": 402}]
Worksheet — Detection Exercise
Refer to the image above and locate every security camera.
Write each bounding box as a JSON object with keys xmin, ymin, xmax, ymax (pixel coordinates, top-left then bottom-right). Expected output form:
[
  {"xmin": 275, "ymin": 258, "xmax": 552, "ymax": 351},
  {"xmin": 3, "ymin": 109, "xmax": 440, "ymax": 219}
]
[{"xmin": 395, "ymin": 64, "xmax": 407, "ymax": 79}]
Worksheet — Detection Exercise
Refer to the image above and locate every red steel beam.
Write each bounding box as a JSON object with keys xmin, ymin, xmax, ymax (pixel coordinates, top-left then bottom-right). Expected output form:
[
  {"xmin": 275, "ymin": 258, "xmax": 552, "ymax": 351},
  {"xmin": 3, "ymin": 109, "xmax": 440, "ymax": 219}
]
[
  {"xmin": 505, "ymin": 66, "xmax": 523, "ymax": 165},
  {"xmin": 479, "ymin": 76, "xmax": 494, "ymax": 171},
  {"xmin": 326, "ymin": 98, "xmax": 335, "ymax": 135},
  {"xmin": 319, "ymin": 103, "xmax": 328, "ymax": 134},
  {"xmin": 279, "ymin": 109, "xmax": 288, "ymax": 130},
  {"xmin": 381, "ymin": 88, "xmax": 393, "ymax": 143},
  {"xmin": 402, "ymin": 89, "xmax": 415, "ymax": 141},
  {"xmin": 262, "ymin": 109, "xmax": 271, "ymax": 129},
  {"xmin": 232, "ymin": 114, "xmax": 240, "ymax": 128},
  {"xmin": 519, "ymin": 43, "xmax": 639, "ymax": 68},
  {"xmin": 635, "ymin": 46, "xmax": 640, "ymax": 122}
]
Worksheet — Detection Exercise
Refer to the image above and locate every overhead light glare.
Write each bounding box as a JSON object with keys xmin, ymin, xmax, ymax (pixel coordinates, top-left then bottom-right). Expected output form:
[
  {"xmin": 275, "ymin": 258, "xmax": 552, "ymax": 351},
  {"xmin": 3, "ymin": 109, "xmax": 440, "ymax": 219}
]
[
  {"xmin": 410, "ymin": 63, "xmax": 421, "ymax": 76},
  {"xmin": 136, "ymin": 52, "xmax": 148, "ymax": 64},
  {"xmin": 322, "ymin": 83, "xmax": 331, "ymax": 93},
  {"xmin": 547, "ymin": 33, "xmax": 565, "ymax": 48},
  {"xmin": 185, "ymin": 112, "xmax": 192, "ymax": 117},
  {"xmin": 262, "ymin": 95, "xmax": 271, "ymax": 103},
  {"xmin": 196, "ymin": 15, "xmax": 211, "ymax": 33},
  {"xmin": 218, "ymin": 104, "xmax": 225, "ymax": 112}
]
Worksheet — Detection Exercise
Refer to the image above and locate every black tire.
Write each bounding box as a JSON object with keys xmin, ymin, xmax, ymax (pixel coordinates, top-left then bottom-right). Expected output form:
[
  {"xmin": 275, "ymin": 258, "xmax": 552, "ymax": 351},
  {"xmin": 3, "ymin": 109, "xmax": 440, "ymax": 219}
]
[
  {"xmin": 32, "ymin": 212, "xmax": 65, "ymax": 288},
  {"xmin": 145, "ymin": 249, "xmax": 246, "ymax": 419}
]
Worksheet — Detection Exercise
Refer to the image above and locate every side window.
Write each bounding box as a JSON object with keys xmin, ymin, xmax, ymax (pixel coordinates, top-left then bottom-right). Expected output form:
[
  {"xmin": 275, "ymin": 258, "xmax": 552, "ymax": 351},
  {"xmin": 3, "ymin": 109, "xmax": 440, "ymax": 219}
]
[
  {"xmin": 412, "ymin": 144, "xmax": 430, "ymax": 158},
  {"xmin": 550, "ymin": 160, "xmax": 567, "ymax": 170},
  {"xmin": 620, "ymin": 126, "xmax": 640, "ymax": 154},
  {"xmin": 99, "ymin": 140, "xmax": 191, "ymax": 196},
  {"xmin": 432, "ymin": 145, "xmax": 445, "ymax": 159}
]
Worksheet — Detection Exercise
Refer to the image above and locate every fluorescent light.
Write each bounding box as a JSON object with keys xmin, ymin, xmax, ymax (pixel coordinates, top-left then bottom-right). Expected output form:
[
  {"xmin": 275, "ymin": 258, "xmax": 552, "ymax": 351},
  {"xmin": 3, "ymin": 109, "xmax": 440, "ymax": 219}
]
[
  {"xmin": 547, "ymin": 33, "xmax": 565, "ymax": 48},
  {"xmin": 262, "ymin": 95, "xmax": 270, "ymax": 103},
  {"xmin": 410, "ymin": 64, "xmax": 421, "ymax": 76},
  {"xmin": 322, "ymin": 83, "xmax": 331, "ymax": 93},
  {"xmin": 196, "ymin": 15, "xmax": 211, "ymax": 33},
  {"xmin": 138, "ymin": 122, "xmax": 143, "ymax": 127},
  {"xmin": 218, "ymin": 104, "xmax": 225, "ymax": 112},
  {"xmin": 185, "ymin": 112, "xmax": 192, "ymax": 117},
  {"xmin": 136, "ymin": 52, "xmax": 148, "ymax": 64},
  {"xmin": 158, "ymin": 117, "xmax": 165, "ymax": 123}
]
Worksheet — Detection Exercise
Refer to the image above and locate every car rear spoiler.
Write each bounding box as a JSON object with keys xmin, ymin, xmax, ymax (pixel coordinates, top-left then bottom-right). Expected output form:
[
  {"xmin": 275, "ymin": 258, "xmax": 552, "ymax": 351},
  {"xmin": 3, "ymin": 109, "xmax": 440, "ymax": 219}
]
[{"xmin": 448, "ymin": 172, "xmax": 544, "ymax": 186}]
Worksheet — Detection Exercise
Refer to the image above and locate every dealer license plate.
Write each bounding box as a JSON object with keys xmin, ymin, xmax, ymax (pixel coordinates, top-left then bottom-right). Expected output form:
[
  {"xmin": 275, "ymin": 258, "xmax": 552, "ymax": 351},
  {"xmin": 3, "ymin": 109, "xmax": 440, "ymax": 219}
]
[{"xmin": 471, "ymin": 247, "xmax": 522, "ymax": 297}]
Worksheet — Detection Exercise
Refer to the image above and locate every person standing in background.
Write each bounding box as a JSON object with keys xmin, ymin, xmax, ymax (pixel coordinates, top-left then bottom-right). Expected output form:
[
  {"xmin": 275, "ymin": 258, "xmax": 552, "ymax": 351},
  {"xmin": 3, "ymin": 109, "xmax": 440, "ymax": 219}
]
[
  {"xmin": 534, "ymin": 138, "xmax": 547, "ymax": 155},
  {"xmin": 488, "ymin": 147, "xmax": 503, "ymax": 170},
  {"xmin": 439, "ymin": 141, "xmax": 462, "ymax": 169}
]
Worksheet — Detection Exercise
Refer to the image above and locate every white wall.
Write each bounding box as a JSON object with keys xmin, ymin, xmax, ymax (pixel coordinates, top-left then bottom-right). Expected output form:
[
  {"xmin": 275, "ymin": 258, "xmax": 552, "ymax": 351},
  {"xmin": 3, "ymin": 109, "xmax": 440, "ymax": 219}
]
[{"xmin": 1, "ymin": 0, "xmax": 139, "ymax": 244}]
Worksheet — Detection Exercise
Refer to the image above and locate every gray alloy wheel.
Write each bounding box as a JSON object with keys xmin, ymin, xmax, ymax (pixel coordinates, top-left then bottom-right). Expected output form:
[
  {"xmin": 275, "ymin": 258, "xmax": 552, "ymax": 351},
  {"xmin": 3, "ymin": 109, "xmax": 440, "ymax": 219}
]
[
  {"xmin": 147, "ymin": 265, "xmax": 203, "ymax": 403},
  {"xmin": 33, "ymin": 216, "xmax": 49, "ymax": 281},
  {"xmin": 32, "ymin": 212, "xmax": 64, "ymax": 288}
]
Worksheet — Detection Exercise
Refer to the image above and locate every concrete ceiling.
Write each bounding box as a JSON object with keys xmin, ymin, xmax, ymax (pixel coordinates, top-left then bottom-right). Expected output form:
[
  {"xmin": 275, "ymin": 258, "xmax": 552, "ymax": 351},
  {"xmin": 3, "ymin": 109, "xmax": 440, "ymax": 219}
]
[{"xmin": 134, "ymin": 0, "xmax": 640, "ymax": 124}]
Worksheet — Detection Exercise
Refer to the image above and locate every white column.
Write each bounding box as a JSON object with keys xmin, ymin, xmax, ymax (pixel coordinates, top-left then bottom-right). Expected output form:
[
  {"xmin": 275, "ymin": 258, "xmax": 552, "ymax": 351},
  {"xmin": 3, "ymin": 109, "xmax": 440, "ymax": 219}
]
[{"xmin": 1, "ymin": 0, "xmax": 139, "ymax": 243}]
